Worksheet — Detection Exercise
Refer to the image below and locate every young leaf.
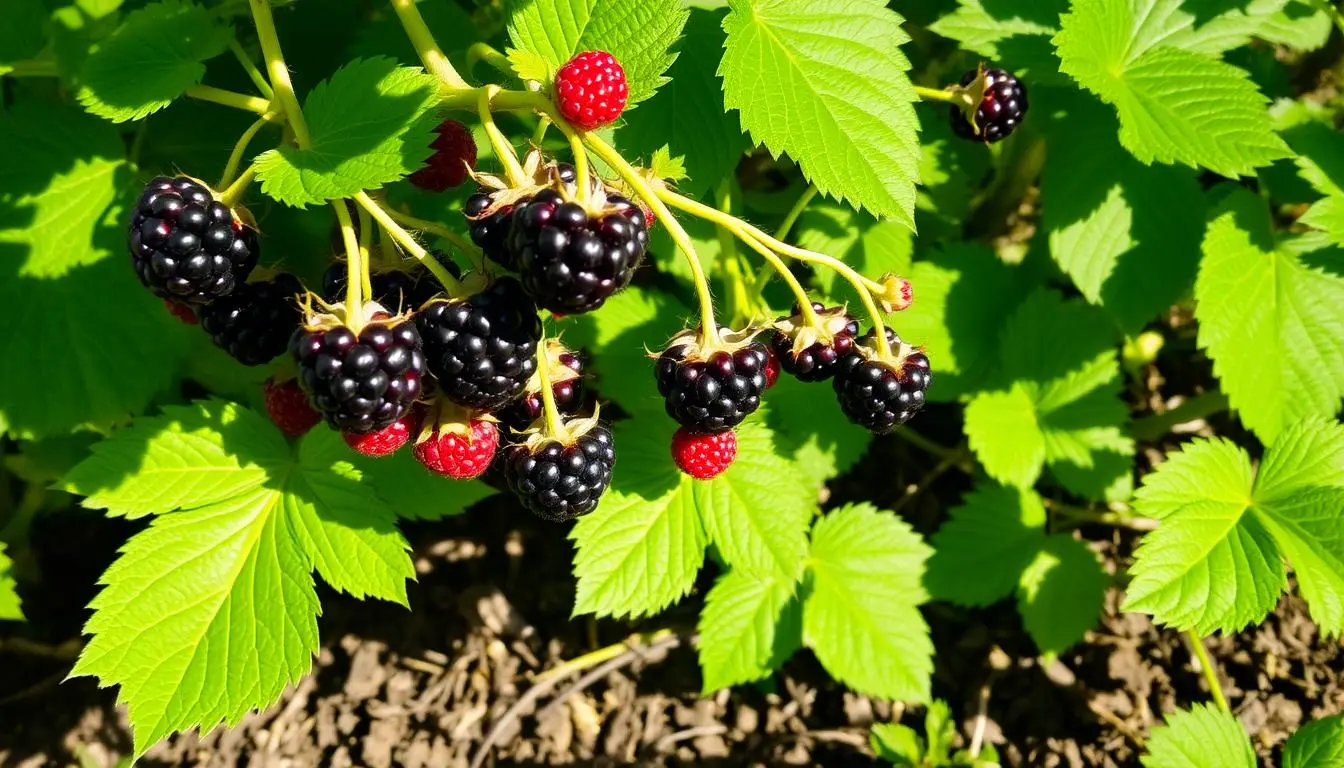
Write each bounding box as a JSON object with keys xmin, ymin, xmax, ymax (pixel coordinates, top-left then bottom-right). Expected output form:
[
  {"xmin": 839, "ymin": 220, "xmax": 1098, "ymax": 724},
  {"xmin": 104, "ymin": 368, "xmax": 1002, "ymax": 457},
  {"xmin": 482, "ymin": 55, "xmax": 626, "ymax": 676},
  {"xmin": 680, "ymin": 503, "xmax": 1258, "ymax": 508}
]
[
  {"xmin": 506, "ymin": 0, "xmax": 689, "ymax": 106},
  {"xmin": 870, "ymin": 722, "xmax": 923, "ymax": 765},
  {"xmin": 1054, "ymin": 0, "xmax": 1290, "ymax": 177},
  {"xmin": 719, "ymin": 0, "xmax": 921, "ymax": 228},
  {"xmin": 0, "ymin": 543, "xmax": 23, "ymax": 621},
  {"xmin": 1141, "ymin": 704, "xmax": 1255, "ymax": 768},
  {"xmin": 1283, "ymin": 715, "xmax": 1344, "ymax": 768},
  {"xmin": 1016, "ymin": 535, "xmax": 1108, "ymax": 656},
  {"xmin": 696, "ymin": 567, "xmax": 801, "ymax": 692},
  {"xmin": 794, "ymin": 201, "xmax": 913, "ymax": 308},
  {"xmin": 803, "ymin": 503, "xmax": 933, "ymax": 703},
  {"xmin": 256, "ymin": 57, "xmax": 440, "ymax": 207},
  {"xmin": 1195, "ymin": 189, "xmax": 1344, "ymax": 444},
  {"xmin": 0, "ymin": 101, "xmax": 189, "ymax": 439},
  {"xmin": 76, "ymin": 0, "xmax": 231, "ymax": 122},
  {"xmin": 925, "ymin": 484, "xmax": 1047, "ymax": 607},
  {"xmin": 571, "ymin": 418, "xmax": 707, "ymax": 619}
]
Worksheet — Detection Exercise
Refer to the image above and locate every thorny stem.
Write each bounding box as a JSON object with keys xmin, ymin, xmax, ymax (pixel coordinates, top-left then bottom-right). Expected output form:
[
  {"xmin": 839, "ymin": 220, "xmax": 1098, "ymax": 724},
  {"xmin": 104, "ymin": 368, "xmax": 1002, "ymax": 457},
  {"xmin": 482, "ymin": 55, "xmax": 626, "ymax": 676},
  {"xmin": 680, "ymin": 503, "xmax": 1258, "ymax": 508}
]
[
  {"xmin": 333, "ymin": 199, "xmax": 364, "ymax": 322},
  {"xmin": 535, "ymin": 329, "xmax": 569, "ymax": 439},
  {"xmin": 229, "ymin": 38, "xmax": 274, "ymax": 99},
  {"xmin": 249, "ymin": 0, "xmax": 312, "ymax": 148},
  {"xmin": 218, "ymin": 163, "xmax": 258, "ymax": 208},
  {"xmin": 582, "ymin": 131, "xmax": 721, "ymax": 348},
  {"xmin": 478, "ymin": 86, "xmax": 528, "ymax": 186},
  {"xmin": 381, "ymin": 206, "xmax": 483, "ymax": 266},
  {"xmin": 218, "ymin": 111, "xmax": 276, "ymax": 190},
  {"xmin": 357, "ymin": 204, "xmax": 373, "ymax": 301},
  {"xmin": 389, "ymin": 0, "xmax": 469, "ymax": 89},
  {"xmin": 183, "ymin": 84, "xmax": 273, "ymax": 116},
  {"xmin": 912, "ymin": 84, "xmax": 962, "ymax": 104},
  {"xmin": 1186, "ymin": 629, "xmax": 1231, "ymax": 712},
  {"xmin": 354, "ymin": 191, "xmax": 465, "ymax": 295},
  {"xmin": 467, "ymin": 42, "xmax": 514, "ymax": 79}
]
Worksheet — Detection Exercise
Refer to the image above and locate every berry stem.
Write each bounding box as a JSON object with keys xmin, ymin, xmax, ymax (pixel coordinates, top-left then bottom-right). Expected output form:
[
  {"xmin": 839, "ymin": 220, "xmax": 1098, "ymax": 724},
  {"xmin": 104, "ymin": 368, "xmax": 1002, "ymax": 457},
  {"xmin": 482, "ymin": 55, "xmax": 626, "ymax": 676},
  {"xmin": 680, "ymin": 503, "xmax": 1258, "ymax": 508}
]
[
  {"xmin": 535, "ymin": 328, "xmax": 571, "ymax": 441},
  {"xmin": 2, "ymin": 58, "xmax": 58, "ymax": 78},
  {"xmin": 531, "ymin": 116, "xmax": 552, "ymax": 145},
  {"xmin": 1186, "ymin": 629, "xmax": 1231, "ymax": 712},
  {"xmin": 477, "ymin": 86, "xmax": 528, "ymax": 187},
  {"xmin": 248, "ymin": 0, "xmax": 312, "ymax": 148},
  {"xmin": 466, "ymin": 43, "xmax": 514, "ymax": 80},
  {"xmin": 357, "ymin": 204, "xmax": 374, "ymax": 301},
  {"xmin": 1129, "ymin": 390, "xmax": 1229, "ymax": 442},
  {"xmin": 912, "ymin": 84, "xmax": 961, "ymax": 104},
  {"xmin": 581, "ymin": 131, "xmax": 721, "ymax": 348},
  {"xmin": 354, "ymin": 191, "xmax": 465, "ymax": 296},
  {"xmin": 551, "ymin": 117, "xmax": 592, "ymax": 208},
  {"xmin": 381, "ymin": 206, "xmax": 485, "ymax": 268},
  {"xmin": 737, "ymin": 229, "xmax": 819, "ymax": 327},
  {"xmin": 775, "ymin": 184, "xmax": 817, "ymax": 243},
  {"xmin": 389, "ymin": 0, "xmax": 469, "ymax": 89},
  {"xmin": 713, "ymin": 180, "xmax": 749, "ymax": 324},
  {"xmin": 218, "ymin": 162, "xmax": 258, "ymax": 208},
  {"xmin": 218, "ymin": 110, "xmax": 276, "ymax": 189},
  {"xmin": 333, "ymin": 199, "xmax": 365, "ymax": 323},
  {"xmin": 182, "ymin": 84, "xmax": 274, "ymax": 116},
  {"xmin": 228, "ymin": 38, "xmax": 274, "ymax": 99}
]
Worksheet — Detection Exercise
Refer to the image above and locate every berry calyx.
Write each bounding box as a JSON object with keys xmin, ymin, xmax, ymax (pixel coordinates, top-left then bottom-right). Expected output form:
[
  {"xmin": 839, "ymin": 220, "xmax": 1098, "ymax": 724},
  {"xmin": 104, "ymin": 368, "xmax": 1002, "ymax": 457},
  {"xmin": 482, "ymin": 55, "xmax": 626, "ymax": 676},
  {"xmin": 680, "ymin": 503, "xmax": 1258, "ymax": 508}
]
[
  {"xmin": 554, "ymin": 50, "xmax": 628, "ymax": 130},
  {"xmin": 128, "ymin": 175, "xmax": 259, "ymax": 303},
  {"xmin": 671, "ymin": 427, "xmax": 737, "ymax": 480},
  {"xmin": 832, "ymin": 329, "xmax": 932, "ymax": 434},
  {"xmin": 949, "ymin": 67, "xmax": 1028, "ymax": 144},
  {"xmin": 413, "ymin": 403, "xmax": 500, "ymax": 479},
  {"xmin": 416, "ymin": 277, "xmax": 542, "ymax": 410},
  {"xmin": 199, "ymin": 273, "xmax": 304, "ymax": 366},
  {"xmin": 656, "ymin": 328, "xmax": 769, "ymax": 434},
  {"xmin": 770, "ymin": 303, "xmax": 860, "ymax": 383},
  {"xmin": 264, "ymin": 377, "xmax": 322, "ymax": 437},
  {"xmin": 343, "ymin": 409, "xmax": 419, "ymax": 457},
  {"xmin": 503, "ymin": 418, "xmax": 616, "ymax": 522},
  {"xmin": 409, "ymin": 119, "xmax": 478, "ymax": 192},
  {"xmin": 496, "ymin": 341, "xmax": 587, "ymax": 433}
]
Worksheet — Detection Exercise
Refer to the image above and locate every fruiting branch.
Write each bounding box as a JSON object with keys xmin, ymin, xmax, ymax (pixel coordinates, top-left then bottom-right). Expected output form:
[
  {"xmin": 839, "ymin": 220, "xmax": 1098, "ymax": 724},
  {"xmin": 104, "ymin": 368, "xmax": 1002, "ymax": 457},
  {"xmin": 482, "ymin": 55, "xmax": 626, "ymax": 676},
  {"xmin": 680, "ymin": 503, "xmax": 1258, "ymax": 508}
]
[
  {"xmin": 218, "ymin": 162, "xmax": 258, "ymax": 208},
  {"xmin": 535, "ymin": 329, "xmax": 571, "ymax": 441},
  {"xmin": 248, "ymin": 0, "xmax": 311, "ymax": 148},
  {"xmin": 380, "ymin": 204, "xmax": 484, "ymax": 267},
  {"xmin": 389, "ymin": 0, "xmax": 469, "ymax": 89},
  {"xmin": 911, "ymin": 84, "xmax": 962, "ymax": 104},
  {"xmin": 182, "ymin": 83, "xmax": 274, "ymax": 116},
  {"xmin": 332, "ymin": 199, "xmax": 365, "ymax": 323},
  {"xmin": 353, "ymin": 191, "xmax": 465, "ymax": 295},
  {"xmin": 551, "ymin": 116, "xmax": 592, "ymax": 208}
]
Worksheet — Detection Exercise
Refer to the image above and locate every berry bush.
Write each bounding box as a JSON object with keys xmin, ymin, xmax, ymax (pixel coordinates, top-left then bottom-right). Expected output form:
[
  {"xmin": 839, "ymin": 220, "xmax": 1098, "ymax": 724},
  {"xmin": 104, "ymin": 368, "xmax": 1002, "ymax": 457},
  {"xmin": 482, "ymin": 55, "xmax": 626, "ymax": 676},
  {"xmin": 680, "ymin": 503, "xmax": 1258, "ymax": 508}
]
[{"xmin": 2, "ymin": 0, "xmax": 1344, "ymax": 764}]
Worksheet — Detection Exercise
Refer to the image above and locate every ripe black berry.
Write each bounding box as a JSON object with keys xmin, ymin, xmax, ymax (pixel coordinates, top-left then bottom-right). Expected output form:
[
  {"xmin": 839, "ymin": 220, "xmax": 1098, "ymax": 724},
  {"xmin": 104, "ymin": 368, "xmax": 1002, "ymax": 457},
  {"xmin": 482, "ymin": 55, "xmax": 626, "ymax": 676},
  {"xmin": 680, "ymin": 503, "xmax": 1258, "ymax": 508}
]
[
  {"xmin": 950, "ymin": 68, "xmax": 1028, "ymax": 143},
  {"xmin": 290, "ymin": 319, "xmax": 426, "ymax": 433},
  {"xmin": 656, "ymin": 338, "xmax": 769, "ymax": 434},
  {"xmin": 199, "ymin": 273, "xmax": 304, "ymax": 366},
  {"xmin": 770, "ymin": 303, "xmax": 860, "ymax": 382},
  {"xmin": 506, "ymin": 189, "xmax": 648, "ymax": 313},
  {"xmin": 128, "ymin": 176, "xmax": 259, "ymax": 303},
  {"xmin": 416, "ymin": 277, "xmax": 542, "ymax": 410},
  {"xmin": 464, "ymin": 191, "xmax": 520, "ymax": 270},
  {"xmin": 504, "ymin": 426, "xmax": 615, "ymax": 522},
  {"xmin": 496, "ymin": 350, "xmax": 586, "ymax": 432},
  {"xmin": 832, "ymin": 340, "xmax": 932, "ymax": 434}
]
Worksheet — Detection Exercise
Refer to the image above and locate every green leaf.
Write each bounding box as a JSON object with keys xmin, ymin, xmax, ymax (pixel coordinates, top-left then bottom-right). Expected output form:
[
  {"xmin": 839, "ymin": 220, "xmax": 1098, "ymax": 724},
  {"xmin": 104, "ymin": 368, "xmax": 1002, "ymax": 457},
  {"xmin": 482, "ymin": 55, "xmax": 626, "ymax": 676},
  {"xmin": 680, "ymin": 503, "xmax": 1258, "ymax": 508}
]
[
  {"xmin": 1054, "ymin": 0, "xmax": 1291, "ymax": 177},
  {"xmin": 1301, "ymin": 196, "xmax": 1344, "ymax": 249},
  {"xmin": 356, "ymin": 448, "xmax": 498, "ymax": 520},
  {"xmin": 870, "ymin": 722, "xmax": 922, "ymax": 765},
  {"xmin": 927, "ymin": 0, "xmax": 1067, "ymax": 83},
  {"xmin": 696, "ymin": 567, "xmax": 801, "ymax": 692},
  {"xmin": 614, "ymin": 8, "xmax": 748, "ymax": 196},
  {"xmin": 256, "ymin": 57, "xmax": 440, "ymax": 207},
  {"xmin": 1284, "ymin": 715, "xmax": 1344, "ymax": 768},
  {"xmin": 925, "ymin": 484, "xmax": 1046, "ymax": 607},
  {"xmin": 1194, "ymin": 189, "xmax": 1344, "ymax": 444},
  {"xmin": 764, "ymin": 375, "xmax": 871, "ymax": 489},
  {"xmin": 0, "ymin": 543, "xmax": 23, "ymax": 621},
  {"xmin": 506, "ymin": 0, "xmax": 689, "ymax": 106},
  {"xmin": 0, "ymin": 0, "xmax": 50, "ymax": 65},
  {"xmin": 1017, "ymin": 535, "xmax": 1107, "ymax": 655},
  {"xmin": 1141, "ymin": 704, "xmax": 1255, "ymax": 768},
  {"xmin": 0, "ymin": 100, "xmax": 188, "ymax": 438},
  {"xmin": 794, "ymin": 201, "xmax": 913, "ymax": 307},
  {"xmin": 720, "ymin": 0, "xmax": 921, "ymax": 227},
  {"xmin": 804, "ymin": 503, "xmax": 933, "ymax": 703},
  {"xmin": 694, "ymin": 419, "xmax": 812, "ymax": 578},
  {"xmin": 964, "ymin": 386, "xmax": 1046, "ymax": 488},
  {"xmin": 571, "ymin": 418, "xmax": 707, "ymax": 619},
  {"xmin": 508, "ymin": 47, "xmax": 553, "ymax": 83},
  {"xmin": 1041, "ymin": 89, "xmax": 1204, "ymax": 333},
  {"xmin": 76, "ymin": 0, "xmax": 231, "ymax": 122},
  {"xmin": 564, "ymin": 286, "xmax": 690, "ymax": 415}
]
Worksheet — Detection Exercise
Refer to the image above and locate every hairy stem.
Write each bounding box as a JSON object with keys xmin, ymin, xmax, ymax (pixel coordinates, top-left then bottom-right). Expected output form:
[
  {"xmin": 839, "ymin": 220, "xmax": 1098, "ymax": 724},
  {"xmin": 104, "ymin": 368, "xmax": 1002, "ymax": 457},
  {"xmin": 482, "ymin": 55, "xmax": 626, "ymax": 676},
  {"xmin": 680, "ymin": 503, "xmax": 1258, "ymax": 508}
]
[
  {"xmin": 1187, "ymin": 629, "xmax": 1230, "ymax": 712},
  {"xmin": 357, "ymin": 204, "xmax": 374, "ymax": 300},
  {"xmin": 2, "ymin": 58, "xmax": 58, "ymax": 77},
  {"xmin": 354, "ymin": 191, "xmax": 464, "ymax": 295},
  {"xmin": 478, "ymin": 86, "xmax": 528, "ymax": 186},
  {"xmin": 248, "ymin": 0, "xmax": 311, "ymax": 147},
  {"xmin": 218, "ymin": 111, "xmax": 275, "ymax": 189},
  {"xmin": 333, "ymin": 200, "xmax": 364, "ymax": 322},
  {"xmin": 229, "ymin": 38, "xmax": 274, "ymax": 98},
  {"xmin": 775, "ymin": 184, "xmax": 818, "ymax": 242},
  {"xmin": 552, "ymin": 117, "xmax": 591, "ymax": 207},
  {"xmin": 389, "ymin": 0, "xmax": 469, "ymax": 89},
  {"xmin": 183, "ymin": 84, "xmax": 274, "ymax": 116}
]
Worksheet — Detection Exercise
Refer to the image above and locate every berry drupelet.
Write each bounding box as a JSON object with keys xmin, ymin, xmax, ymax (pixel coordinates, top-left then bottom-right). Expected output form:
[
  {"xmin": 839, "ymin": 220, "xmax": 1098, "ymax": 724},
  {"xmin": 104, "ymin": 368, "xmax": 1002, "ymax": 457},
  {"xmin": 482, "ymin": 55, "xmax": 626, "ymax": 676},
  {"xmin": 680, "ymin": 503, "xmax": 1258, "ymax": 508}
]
[
  {"xmin": 554, "ymin": 51, "xmax": 629, "ymax": 130},
  {"xmin": 671, "ymin": 427, "xmax": 737, "ymax": 480},
  {"xmin": 832, "ymin": 329, "xmax": 932, "ymax": 434},
  {"xmin": 504, "ymin": 423, "xmax": 616, "ymax": 522},
  {"xmin": 950, "ymin": 67, "xmax": 1028, "ymax": 143},
  {"xmin": 414, "ymin": 416, "xmax": 500, "ymax": 480},
  {"xmin": 770, "ymin": 303, "xmax": 860, "ymax": 382},
  {"xmin": 290, "ymin": 317, "xmax": 426, "ymax": 434},
  {"xmin": 128, "ymin": 176, "xmax": 259, "ymax": 303},
  {"xmin": 199, "ymin": 273, "xmax": 304, "ymax": 366},
  {"xmin": 656, "ymin": 331, "xmax": 769, "ymax": 434}
]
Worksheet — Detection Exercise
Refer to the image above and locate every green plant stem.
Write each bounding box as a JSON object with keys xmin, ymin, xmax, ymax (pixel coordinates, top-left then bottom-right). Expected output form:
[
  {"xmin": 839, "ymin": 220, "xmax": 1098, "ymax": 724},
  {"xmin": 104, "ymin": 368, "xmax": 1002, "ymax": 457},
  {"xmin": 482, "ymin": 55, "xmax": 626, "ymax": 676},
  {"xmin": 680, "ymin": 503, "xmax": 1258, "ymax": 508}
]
[
  {"xmin": 552, "ymin": 117, "xmax": 591, "ymax": 207},
  {"xmin": 895, "ymin": 427, "xmax": 959, "ymax": 461},
  {"xmin": 534, "ymin": 629, "xmax": 677, "ymax": 685},
  {"xmin": 354, "ymin": 191, "xmax": 464, "ymax": 295},
  {"xmin": 478, "ymin": 86, "xmax": 528, "ymax": 186},
  {"xmin": 738, "ymin": 229, "xmax": 817, "ymax": 325},
  {"xmin": 218, "ymin": 163, "xmax": 257, "ymax": 207},
  {"xmin": 467, "ymin": 42, "xmax": 514, "ymax": 79},
  {"xmin": 1049, "ymin": 503, "xmax": 1157, "ymax": 532},
  {"xmin": 218, "ymin": 111, "xmax": 275, "ymax": 189},
  {"xmin": 968, "ymin": 134, "xmax": 1046, "ymax": 236},
  {"xmin": 248, "ymin": 0, "xmax": 311, "ymax": 148},
  {"xmin": 390, "ymin": 0, "xmax": 469, "ymax": 89},
  {"xmin": 183, "ymin": 84, "xmax": 274, "ymax": 116},
  {"xmin": 912, "ymin": 84, "xmax": 960, "ymax": 104},
  {"xmin": 531, "ymin": 116, "xmax": 552, "ymax": 145},
  {"xmin": 582, "ymin": 131, "xmax": 721, "ymax": 348},
  {"xmin": 1130, "ymin": 391, "xmax": 1230, "ymax": 442},
  {"xmin": 2, "ymin": 58, "xmax": 58, "ymax": 78},
  {"xmin": 1186, "ymin": 629, "xmax": 1230, "ymax": 712},
  {"xmin": 747, "ymin": 183, "xmax": 816, "ymax": 306},
  {"xmin": 333, "ymin": 199, "xmax": 364, "ymax": 322},
  {"xmin": 714, "ymin": 181, "xmax": 749, "ymax": 324},
  {"xmin": 357, "ymin": 204, "xmax": 374, "ymax": 300},
  {"xmin": 535, "ymin": 329, "xmax": 569, "ymax": 440},
  {"xmin": 381, "ymin": 206, "xmax": 483, "ymax": 267},
  {"xmin": 229, "ymin": 38, "xmax": 274, "ymax": 98}
]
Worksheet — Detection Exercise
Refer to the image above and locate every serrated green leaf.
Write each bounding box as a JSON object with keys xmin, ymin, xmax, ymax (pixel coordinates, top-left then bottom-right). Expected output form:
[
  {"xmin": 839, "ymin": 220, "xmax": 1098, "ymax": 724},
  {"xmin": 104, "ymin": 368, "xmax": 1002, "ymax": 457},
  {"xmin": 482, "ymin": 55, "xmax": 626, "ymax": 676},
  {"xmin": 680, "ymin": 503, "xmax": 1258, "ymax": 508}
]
[
  {"xmin": 696, "ymin": 567, "xmax": 800, "ymax": 692},
  {"xmin": 506, "ymin": 0, "xmax": 688, "ymax": 106},
  {"xmin": 720, "ymin": 0, "xmax": 921, "ymax": 227},
  {"xmin": 1284, "ymin": 715, "xmax": 1344, "ymax": 768},
  {"xmin": 1042, "ymin": 89, "xmax": 1204, "ymax": 333},
  {"xmin": 1054, "ymin": 0, "xmax": 1291, "ymax": 177},
  {"xmin": 870, "ymin": 722, "xmax": 922, "ymax": 765},
  {"xmin": 256, "ymin": 57, "xmax": 439, "ymax": 207},
  {"xmin": 794, "ymin": 201, "xmax": 913, "ymax": 307},
  {"xmin": 913, "ymin": 102, "xmax": 993, "ymax": 231},
  {"xmin": 356, "ymin": 447, "xmax": 498, "ymax": 520},
  {"xmin": 763, "ymin": 375, "xmax": 871, "ymax": 489},
  {"xmin": 964, "ymin": 386, "xmax": 1046, "ymax": 488},
  {"xmin": 804, "ymin": 503, "xmax": 932, "ymax": 702},
  {"xmin": 1141, "ymin": 704, "xmax": 1255, "ymax": 768},
  {"xmin": 614, "ymin": 8, "xmax": 748, "ymax": 196},
  {"xmin": 0, "ymin": 543, "xmax": 23, "ymax": 621},
  {"xmin": 75, "ymin": 0, "xmax": 231, "ymax": 122},
  {"xmin": 564, "ymin": 286, "xmax": 690, "ymax": 415},
  {"xmin": 1017, "ymin": 535, "xmax": 1107, "ymax": 655},
  {"xmin": 0, "ymin": 0, "xmax": 50, "ymax": 65},
  {"xmin": 1195, "ymin": 189, "xmax": 1344, "ymax": 444},
  {"xmin": 925, "ymin": 484, "xmax": 1046, "ymax": 606},
  {"xmin": 0, "ymin": 101, "xmax": 188, "ymax": 438},
  {"xmin": 927, "ymin": 0, "xmax": 1067, "ymax": 83},
  {"xmin": 508, "ymin": 47, "xmax": 553, "ymax": 83},
  {"xmin": 571, "ymin": 418, "xmax": 706, "ymax": 619},
  {"xmin": 1300, "ymin": 196, "xmax": 1344, "ymax": 249},
  {"xmin": 694, "ymin": 420, "xmax": 812, "ymax": 578}
]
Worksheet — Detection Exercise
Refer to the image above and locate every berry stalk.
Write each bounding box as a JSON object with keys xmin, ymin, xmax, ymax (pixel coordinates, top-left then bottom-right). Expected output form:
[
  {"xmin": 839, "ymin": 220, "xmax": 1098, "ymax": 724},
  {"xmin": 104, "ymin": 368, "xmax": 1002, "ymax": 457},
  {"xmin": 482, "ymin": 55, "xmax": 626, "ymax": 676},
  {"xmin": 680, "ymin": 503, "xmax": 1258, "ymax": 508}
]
[
  {"xmin": 183, "ymin": 83, "xmax": 274, "ymax": 116},
  {"xmin": 218, "ymin": 110, "xmax": 276, "ymax": 189},
  {"xmin": 534, "ymin": 329, "xmax": 569, "ymax": 440},
  {"xmin": 228, "ymin": 38, "xmax": 274, "ymax": 99},
  {"xmin": 747, "ymin": 183, "xmax": 816, "ymax": 306},
  {"xmin": 381, "ymin": 206, "xmax": 483, "ymax": 267},
  {"xmin": 332, "ymin": 199, "xmax": 365, "ymax": 322},
  {"xmin": 551, "ymin": 117, "xmax": 592, "ymax": 208},
  {"xmin": 1186, "ymin": 629, "xmax": 1230, "ymax": 712},
  {"xmin": 389, "ymin": 0, "xmax": 469, "ymax": 89},
  {"xmin": 911, "ymin": 84, "xmax": 963, "ymax": 104},
  {"xmin": 477, "ymin": 86, "xmax": 528, "ymax": 186},
  {"xmin": 466, "ymin": 43, "xmax": 513, "ymax": 79},
  {"xmin": 248, "ymin": 0, "xmax": 312, "ymax": 148},
  {"xmin": 356, "ymin": 204, "xmax": 374, "ymax": 300},
  {"xmin": 354, "ymin": 191, "xmax": 465, "ymax": 295},
  {"xmin": 218, "ymin": 162, "xmax": 258, "ymax": 208},
  {"xmin": 737, "ymin": 229, "xmax": 819, "ymax": 327}
]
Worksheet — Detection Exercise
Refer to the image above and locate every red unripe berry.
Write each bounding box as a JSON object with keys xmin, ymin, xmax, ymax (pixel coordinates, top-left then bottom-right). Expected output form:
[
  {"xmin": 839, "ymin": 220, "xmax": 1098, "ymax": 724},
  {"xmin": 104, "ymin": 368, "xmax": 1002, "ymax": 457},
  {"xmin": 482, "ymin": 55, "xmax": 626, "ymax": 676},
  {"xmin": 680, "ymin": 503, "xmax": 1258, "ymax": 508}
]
[
  {"xmin": 414, "ymin": 418, "xmax": 499, "ymax": 479},
  {"xmin": 409, "ymin": 119, "xmax": 478, "ymax": 191},
  {"xmin": 763, "ymin": 348, "xmax": 781, "ymax": 389},
  {"xmin": 343, "ymin": 411, "xmax": 419, "ymax": 457},
  {"xmin": 164, "ymin": 298, "xmax": 198, "ymax": 325},
  {"xmin": 671, "ymin": 427, "xmax": 738, "ymax": 480},
  {"xmin": 264, "ymin": 377, "xmax": 322, "ymax": 437},
  {"xmin": 554, "ymin": 51, "xmax": 629, "ymax": 130}
]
